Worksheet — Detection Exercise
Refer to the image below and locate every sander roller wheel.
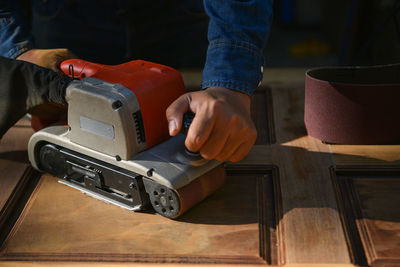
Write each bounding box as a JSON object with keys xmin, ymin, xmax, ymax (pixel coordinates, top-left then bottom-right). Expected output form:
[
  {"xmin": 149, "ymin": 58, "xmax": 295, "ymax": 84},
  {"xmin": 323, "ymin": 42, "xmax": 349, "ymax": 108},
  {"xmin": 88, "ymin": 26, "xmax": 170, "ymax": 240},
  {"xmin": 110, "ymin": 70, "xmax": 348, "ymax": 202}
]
[
  {"xmin": 144, "ymin": 164, "xmax": 226, "ymax": 219},
  {"xmin": 149, "ymin": 184, "xmax": 180, "ymax": 218}
]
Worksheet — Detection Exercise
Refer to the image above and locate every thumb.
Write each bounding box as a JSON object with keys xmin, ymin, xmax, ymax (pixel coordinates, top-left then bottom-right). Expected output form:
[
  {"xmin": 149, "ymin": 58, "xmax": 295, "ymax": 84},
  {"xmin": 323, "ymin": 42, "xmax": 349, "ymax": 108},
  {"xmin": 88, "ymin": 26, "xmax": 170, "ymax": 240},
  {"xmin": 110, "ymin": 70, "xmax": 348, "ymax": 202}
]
[{"xmin": 166, "ymin": 93, "xmax": 191, "ymax": 136}]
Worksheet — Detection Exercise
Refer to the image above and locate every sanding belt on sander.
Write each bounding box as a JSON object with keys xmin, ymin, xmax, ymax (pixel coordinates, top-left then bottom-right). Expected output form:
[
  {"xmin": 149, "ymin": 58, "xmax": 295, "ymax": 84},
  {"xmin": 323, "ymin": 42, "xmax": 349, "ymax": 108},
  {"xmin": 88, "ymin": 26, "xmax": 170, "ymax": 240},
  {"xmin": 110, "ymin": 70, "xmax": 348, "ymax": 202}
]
[{"xmin": 305, "ymin": 63, "xmax": 400, "ymax": 144}]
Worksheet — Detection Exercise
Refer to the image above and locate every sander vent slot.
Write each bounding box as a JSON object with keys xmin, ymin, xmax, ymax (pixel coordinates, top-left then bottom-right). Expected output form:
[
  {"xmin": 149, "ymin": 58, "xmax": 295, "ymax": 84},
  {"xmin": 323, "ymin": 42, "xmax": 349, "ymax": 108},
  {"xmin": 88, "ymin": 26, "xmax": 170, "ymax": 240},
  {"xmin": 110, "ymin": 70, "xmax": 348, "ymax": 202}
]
[{"xmin": 132, "ymin": 111, "xmax": 146, "ymax": 144}]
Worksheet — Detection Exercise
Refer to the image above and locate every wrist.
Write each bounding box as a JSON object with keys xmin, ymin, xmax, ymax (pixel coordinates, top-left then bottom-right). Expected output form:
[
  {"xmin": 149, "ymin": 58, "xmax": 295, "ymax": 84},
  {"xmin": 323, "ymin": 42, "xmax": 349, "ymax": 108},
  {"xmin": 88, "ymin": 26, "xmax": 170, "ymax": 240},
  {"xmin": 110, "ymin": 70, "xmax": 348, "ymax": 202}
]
[
  {"xmin": 16, "ymin": 49, "xmax": 40, "ymax": 62},
  {"xmin": 205, "ymin": 86, "xmax": 251, "ymax": 109},
  {"xmin": 15, "ymin": 48, "xmax": 78, "ymax": 71}
]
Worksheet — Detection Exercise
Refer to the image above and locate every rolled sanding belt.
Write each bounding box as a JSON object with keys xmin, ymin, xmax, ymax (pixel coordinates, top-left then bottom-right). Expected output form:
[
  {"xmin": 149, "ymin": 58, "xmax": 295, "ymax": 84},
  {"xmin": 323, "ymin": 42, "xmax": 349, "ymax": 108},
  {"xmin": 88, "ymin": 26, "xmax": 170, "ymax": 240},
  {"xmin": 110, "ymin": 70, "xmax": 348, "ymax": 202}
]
[
  {"xmin": 175, "ymin": 164, "xmax": 226, "ymax": 218},
  {"xmin": 305, "ymin": 63, "xmax": 400, "ymax": 144}
]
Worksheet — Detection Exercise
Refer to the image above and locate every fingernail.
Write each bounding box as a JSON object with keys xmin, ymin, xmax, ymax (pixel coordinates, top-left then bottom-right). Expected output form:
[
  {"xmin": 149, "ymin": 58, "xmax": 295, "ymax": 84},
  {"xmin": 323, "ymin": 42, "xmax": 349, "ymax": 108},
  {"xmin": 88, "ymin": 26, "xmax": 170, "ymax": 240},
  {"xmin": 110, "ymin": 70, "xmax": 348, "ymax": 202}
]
[{"xmin": 168, "ymin": 120, "xmax": 177, "ymax": 135}]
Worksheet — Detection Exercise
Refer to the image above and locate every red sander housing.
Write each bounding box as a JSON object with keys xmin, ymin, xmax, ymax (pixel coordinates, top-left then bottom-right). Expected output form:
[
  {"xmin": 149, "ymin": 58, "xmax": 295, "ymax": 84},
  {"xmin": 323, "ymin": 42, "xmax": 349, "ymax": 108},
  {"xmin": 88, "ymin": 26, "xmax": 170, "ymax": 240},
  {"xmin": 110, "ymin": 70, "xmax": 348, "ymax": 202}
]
[{"xmin": 60, "ymin": 59, "xmax": 186, "ymax": 148}]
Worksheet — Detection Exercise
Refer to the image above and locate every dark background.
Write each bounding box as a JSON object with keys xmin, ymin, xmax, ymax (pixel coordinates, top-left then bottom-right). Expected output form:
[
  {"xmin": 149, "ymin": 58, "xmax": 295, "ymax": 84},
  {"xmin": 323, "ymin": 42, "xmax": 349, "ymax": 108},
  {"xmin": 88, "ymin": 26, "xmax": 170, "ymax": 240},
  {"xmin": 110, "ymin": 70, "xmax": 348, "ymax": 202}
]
[
  {"xmin": 15, "ymin": 0, "xmax": 400, "ymax": 68},
  {"xmin": 266, "ymin": 0, "xmax": 400, "ymax": 67}
]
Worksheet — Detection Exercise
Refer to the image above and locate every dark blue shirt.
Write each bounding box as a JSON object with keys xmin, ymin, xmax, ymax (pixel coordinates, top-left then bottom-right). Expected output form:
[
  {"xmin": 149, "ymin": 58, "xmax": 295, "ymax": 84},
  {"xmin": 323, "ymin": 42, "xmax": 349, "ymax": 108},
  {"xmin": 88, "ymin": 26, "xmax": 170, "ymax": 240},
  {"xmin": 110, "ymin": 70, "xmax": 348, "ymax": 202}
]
[{"xmin": 0, "ymin": 0, "xmax": 273, "ymax": 95}]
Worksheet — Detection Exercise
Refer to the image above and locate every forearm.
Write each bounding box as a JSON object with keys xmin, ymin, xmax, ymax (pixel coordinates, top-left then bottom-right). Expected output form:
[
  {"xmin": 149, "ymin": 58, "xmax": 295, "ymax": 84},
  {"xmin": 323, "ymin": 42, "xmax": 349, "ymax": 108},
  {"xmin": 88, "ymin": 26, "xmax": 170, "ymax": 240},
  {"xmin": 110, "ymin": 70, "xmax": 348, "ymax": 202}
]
[
  {"xmin": 202, "ymin": 0, "xmax": 273, "ymax": 96},
  {"xmin": 0, "ymin": 1, "xmax": 34, "ymax": 58},
  {"xmin": 0, "ymin": 56, "xmax": 72, "ymax": 138}
]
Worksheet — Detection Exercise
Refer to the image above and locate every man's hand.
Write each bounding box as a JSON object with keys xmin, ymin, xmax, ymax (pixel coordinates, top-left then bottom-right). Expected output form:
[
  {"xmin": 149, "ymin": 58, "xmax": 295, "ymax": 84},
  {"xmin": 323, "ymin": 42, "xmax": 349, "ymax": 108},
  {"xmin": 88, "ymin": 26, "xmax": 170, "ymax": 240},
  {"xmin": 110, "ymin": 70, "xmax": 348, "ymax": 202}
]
[
  {"xmin": 16, "ymin": 48, "xmax": 77, "ymax": 72},
  {"xmin": 16, "ymin": 49, "xmax": 76, "ymax": 121},
  {"xmin": 166, "ymin": 86, "xmax": 257, "ymax": 162}
]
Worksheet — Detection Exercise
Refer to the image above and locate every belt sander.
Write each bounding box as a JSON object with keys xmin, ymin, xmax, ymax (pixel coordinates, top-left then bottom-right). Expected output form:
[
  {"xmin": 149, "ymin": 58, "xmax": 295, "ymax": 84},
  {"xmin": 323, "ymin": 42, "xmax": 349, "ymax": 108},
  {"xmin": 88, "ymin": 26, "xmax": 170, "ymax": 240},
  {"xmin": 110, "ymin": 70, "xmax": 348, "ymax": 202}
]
[{"xmin": 27, "ymin": 59, "xmax": 226, "ymax": 218}]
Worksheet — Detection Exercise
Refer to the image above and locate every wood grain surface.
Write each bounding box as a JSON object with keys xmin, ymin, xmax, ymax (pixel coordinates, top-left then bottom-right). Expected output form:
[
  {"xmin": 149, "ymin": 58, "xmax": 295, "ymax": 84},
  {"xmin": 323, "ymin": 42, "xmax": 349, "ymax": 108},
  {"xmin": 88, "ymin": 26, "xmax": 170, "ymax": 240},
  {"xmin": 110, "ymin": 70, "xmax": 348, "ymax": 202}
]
[
  {"xmin": 0, "ymin": 118, "xmax": 33, "ymax": 212},
  {"xmin": 0, "ymin": 263, "xmax": 355, "ymax": 267},
  {"xmin": 0, "ymin": 165, "xmax": 280, "ymax": 265},
  {"xmin": 0, "ymin": 262, "xmax": 356, "ymax": 267},
  {"xmin": 1, "ymin": 69, "xmax": 399, "ymax": 266},
  {"xmin": 331, "ymin": 145, "xmax": 400, "ymax": 166},
  {"xmin": 238, "ymin": 83, "xmax": 351, "ymax": 264},
  {"xmin": 0, "ymin": 118, "xmax": 39, "ymax": 244},
  {"xmin": 332, "ymin": 169, "xmax": 400, "ymax": 266},
  {"xmin": 251, "ymin": 87, "xmax": 275, "ymax": 145}
]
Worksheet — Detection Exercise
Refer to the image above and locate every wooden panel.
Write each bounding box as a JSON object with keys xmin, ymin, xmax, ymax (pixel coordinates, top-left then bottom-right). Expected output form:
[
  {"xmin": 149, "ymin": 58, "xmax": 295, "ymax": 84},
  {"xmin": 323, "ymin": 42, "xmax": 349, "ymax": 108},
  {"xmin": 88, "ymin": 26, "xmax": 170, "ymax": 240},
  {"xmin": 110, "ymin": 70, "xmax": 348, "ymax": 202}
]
[
  {"xmin": 6, "ymin": 68, "xmax": 397, "ymax": 266},
  {"xmin": 0, "ymin": 118, "xmax": 33, "ymax": 211},
  {"xmin": 331, "ymin": 145, "xmax": 400, "ymax": 166},
  {"xmin": 252, "ymin": 87, "xmax": 275, "ymax": 145},
  {"xmin": 0, "ymin": 262, "xmax": 356, "ymax": 267},
  {"xmin": 332, "ymin": 168, "xmax": 400, "ymax": 266},
  {"xmin": 233, "ymin": 82, "xmax": 351, "ymax": 264},
  {"xmin": 0, "ymin": 165, "xmax": 281, "ymax": 265},
  {"xmin": 262, "ymin": 84, "xmax": 351, "ymax": 264},
  {"xmin": 0, "ymin": 118, "xmax": 39, "ymax": 243}
]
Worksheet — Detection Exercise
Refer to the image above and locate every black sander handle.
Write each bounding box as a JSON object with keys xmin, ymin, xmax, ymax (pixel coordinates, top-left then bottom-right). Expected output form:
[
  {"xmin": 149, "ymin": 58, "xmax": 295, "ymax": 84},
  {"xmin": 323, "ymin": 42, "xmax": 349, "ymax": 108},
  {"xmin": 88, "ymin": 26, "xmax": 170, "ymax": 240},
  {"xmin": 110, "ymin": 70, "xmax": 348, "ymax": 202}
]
[
  {"xmin": 181, "ymin": 112, "xmax": 202, "ymax": 158},
  {"xmin": 181, "ymin": 112, "xmax": 195, "ymax": 135}
]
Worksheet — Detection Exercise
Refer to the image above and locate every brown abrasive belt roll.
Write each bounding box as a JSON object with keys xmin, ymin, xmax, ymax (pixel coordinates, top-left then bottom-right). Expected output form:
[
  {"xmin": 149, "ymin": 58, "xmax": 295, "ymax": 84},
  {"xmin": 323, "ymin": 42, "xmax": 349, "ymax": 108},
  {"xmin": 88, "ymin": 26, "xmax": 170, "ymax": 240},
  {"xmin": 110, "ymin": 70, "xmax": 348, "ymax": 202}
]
[
  {"xmin": 175, "ymin": 164, "xmax": 226, "ymax": 218},
  {"xmin": 305, "ymin": 64, "xmax": 400, "ymax": 144}
]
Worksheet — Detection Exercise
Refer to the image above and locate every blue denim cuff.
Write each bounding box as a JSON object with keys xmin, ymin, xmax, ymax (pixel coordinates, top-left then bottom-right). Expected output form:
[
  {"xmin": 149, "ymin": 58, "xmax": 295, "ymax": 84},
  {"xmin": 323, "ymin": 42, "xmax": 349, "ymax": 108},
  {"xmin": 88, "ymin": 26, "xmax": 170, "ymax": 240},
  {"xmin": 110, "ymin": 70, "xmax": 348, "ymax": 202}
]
[
  {"xmin": 201, "ymin": 39, "xmax": 264, "ymax": 96},
  {"xmin": 5, "ymin": 41, "xmax": 33, "ymax": 59}
]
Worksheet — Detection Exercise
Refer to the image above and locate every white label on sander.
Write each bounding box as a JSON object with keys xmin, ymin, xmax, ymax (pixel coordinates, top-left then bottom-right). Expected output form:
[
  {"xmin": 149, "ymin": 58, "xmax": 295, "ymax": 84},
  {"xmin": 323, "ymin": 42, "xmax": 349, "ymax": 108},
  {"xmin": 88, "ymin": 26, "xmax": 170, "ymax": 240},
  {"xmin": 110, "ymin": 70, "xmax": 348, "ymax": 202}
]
[{"xmin": 79, "ymin": 116, "xmax": 115, "ymax": 139}]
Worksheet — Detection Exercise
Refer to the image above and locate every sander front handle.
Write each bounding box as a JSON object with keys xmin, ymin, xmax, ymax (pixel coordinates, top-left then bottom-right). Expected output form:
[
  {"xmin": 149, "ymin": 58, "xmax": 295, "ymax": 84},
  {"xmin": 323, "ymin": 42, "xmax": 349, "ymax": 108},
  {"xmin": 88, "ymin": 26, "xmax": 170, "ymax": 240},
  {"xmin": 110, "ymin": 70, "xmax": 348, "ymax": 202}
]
[{"xmin": 60, "ymin": 59, "xmax": 104, "ymax": 79}]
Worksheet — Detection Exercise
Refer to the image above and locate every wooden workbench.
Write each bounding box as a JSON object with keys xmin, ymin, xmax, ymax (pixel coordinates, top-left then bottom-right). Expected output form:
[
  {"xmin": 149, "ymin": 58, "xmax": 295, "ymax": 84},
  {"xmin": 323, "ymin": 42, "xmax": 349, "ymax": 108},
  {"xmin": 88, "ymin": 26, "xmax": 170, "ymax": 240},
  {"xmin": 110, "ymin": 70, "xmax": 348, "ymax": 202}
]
[{"xmin": 0, "ymin": 69, "xmax": 399, "ymax": 266}]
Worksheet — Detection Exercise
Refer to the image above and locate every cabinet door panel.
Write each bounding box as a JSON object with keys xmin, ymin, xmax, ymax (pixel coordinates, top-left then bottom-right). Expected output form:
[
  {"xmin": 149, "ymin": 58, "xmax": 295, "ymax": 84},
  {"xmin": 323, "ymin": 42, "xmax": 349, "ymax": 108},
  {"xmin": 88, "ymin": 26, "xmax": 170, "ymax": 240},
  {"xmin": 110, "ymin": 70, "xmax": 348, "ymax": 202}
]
[
  {"xmin": 0, "ymin": 119, "xmax": 33, "ymax": 212},
  {"xmin": 333, "ymin": 168, "xmax": 400, "ymax": 266},
  {"xmin": 0, "ymin": 165, "xmax": 281, "ymax": 265},
  {"xmin": 0, "ymin": 119, "xmax": 38, "ymax": 243},
  {"xmin": 0, "ymin": 88, "xmax": 278, "ymax": 265}
]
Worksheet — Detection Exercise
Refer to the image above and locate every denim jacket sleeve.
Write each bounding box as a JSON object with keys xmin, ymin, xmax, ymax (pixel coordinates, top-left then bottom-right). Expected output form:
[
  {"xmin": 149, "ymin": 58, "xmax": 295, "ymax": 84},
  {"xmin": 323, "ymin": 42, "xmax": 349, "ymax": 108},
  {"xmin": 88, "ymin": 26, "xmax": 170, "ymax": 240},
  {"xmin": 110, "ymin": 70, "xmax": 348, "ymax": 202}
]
[
  {"xmin": 202, "ymin": 0, "xmax": 273, "ymax": 96},
  {"xmin": 0, "ymin": 0, "xmax": 34, "ymax": 59}
]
